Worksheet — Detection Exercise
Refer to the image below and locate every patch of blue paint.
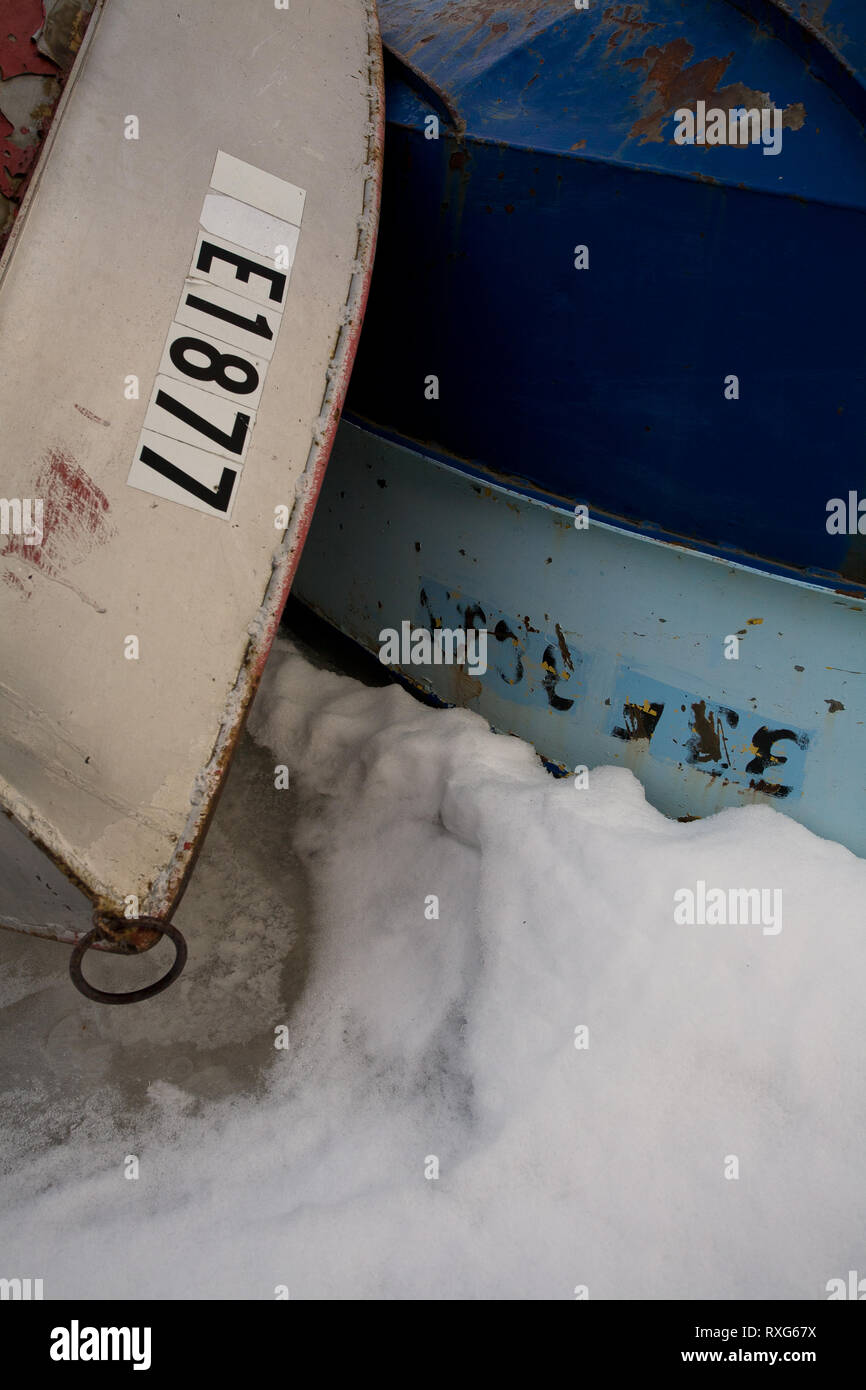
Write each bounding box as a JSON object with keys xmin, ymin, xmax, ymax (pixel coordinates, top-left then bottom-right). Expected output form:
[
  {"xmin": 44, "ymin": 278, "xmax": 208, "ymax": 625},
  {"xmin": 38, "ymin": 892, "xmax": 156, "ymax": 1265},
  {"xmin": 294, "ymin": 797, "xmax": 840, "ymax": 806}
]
[{"xmin": 608, "ymin": 667, "xmax": 811, "ymax": 800}]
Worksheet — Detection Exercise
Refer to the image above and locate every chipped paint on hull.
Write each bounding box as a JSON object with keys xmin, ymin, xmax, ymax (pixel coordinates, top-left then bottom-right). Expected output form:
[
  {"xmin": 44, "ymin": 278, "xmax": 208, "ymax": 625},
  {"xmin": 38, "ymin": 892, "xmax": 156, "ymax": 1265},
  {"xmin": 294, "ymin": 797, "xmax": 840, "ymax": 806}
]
[
  {"xmin": 624, "ymin": 38, "xmax": 806, "ymax": 144},
  {"xmin": 295, "ymin": 422, "xmax": 866, "ymax": 857},
  {"xmin": 0, "ymin": 2, "xmax": 97, "ymax": 248},
  {"xmin": 310, "ymin": 0, "xmax": 866, "ymax": 861},
  {"xmin": 349, "ymin": 0, "xmax": 866, "ymax": 607}
]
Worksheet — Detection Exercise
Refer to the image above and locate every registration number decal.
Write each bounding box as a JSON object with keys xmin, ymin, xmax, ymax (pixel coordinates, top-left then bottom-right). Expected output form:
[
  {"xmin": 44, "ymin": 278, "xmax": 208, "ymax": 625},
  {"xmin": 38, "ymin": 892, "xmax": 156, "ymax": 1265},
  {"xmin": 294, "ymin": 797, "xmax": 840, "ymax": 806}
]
[{"xmin": 127, "ymin": 151, "xmax": 305, "ymax": 519}]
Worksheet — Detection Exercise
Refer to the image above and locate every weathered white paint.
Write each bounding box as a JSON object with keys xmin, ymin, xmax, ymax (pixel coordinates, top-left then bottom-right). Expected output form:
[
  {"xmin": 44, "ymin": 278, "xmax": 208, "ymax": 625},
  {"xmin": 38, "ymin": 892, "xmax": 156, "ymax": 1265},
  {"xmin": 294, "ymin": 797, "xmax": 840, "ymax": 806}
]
[{"xmin": 0, "ymin": 0, "xmax": 383, "ymax": 939}]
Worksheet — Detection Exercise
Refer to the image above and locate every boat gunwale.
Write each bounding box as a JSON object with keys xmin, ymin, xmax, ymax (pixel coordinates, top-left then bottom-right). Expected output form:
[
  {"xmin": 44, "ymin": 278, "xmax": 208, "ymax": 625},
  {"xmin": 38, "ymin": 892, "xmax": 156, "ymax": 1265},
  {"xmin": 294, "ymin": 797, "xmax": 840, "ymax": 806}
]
[{"xmin": 342, "ymin": 410, "xmax": 866, "ymax": 606}]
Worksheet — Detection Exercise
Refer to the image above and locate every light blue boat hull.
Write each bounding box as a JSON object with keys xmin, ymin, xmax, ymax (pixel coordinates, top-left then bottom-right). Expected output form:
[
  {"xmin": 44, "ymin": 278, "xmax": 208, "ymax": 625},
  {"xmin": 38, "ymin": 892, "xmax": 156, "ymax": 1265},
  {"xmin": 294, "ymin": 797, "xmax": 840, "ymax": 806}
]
[{"xmin": 295, "ymin": 421, "xmax": 866, "ymax": 856}]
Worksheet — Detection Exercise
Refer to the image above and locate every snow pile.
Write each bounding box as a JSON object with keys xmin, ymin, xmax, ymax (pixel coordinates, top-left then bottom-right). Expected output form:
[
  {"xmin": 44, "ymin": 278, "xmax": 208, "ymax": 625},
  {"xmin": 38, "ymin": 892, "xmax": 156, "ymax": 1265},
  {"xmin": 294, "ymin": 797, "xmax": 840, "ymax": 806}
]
[{"xmin": 0, "ymin": 639, "xmax": 864, "ymax": 1299}]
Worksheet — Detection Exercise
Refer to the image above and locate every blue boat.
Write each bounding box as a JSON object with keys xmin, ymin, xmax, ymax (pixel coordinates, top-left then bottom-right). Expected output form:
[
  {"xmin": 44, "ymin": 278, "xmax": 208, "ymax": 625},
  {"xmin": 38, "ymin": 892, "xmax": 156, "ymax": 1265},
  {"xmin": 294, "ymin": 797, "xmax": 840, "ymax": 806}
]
[{"xmin": 295, "ymin": 0, "xmax": 866, "ymax": 854}]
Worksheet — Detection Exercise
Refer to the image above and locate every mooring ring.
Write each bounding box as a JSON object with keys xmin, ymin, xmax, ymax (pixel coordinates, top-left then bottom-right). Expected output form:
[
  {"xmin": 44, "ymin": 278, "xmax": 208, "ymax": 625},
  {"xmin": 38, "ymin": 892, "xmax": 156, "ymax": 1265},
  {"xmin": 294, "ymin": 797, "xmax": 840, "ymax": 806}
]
[{"xmin": 69, "ymin": 917, "xmax": 188, "ymax": 1004}]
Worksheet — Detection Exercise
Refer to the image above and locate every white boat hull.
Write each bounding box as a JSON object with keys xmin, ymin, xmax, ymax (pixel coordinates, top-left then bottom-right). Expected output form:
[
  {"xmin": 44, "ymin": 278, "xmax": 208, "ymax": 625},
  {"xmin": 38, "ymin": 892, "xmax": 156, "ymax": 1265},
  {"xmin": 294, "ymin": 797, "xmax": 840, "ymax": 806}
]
[{"xmin": 0, "ymin": 0, "xmax": 383, "ymax": 950}]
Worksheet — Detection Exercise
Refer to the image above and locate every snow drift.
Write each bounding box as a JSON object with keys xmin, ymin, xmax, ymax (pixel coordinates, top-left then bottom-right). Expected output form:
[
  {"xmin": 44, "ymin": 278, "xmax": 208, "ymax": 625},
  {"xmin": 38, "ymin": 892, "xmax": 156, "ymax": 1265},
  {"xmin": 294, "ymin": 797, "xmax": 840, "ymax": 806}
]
[{"xmin": 0, "ymin": 640, "xmax": 863, "ymax": 1299}]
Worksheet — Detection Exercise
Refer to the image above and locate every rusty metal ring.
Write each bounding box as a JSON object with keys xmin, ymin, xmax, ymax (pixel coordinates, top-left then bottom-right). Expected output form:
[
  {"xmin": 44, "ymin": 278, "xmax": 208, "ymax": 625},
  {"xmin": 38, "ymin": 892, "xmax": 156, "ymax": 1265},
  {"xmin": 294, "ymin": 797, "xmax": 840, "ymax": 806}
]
[{"xmin": 69, "ymin": 918, "xmax": 188, "ymax": 1004}]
